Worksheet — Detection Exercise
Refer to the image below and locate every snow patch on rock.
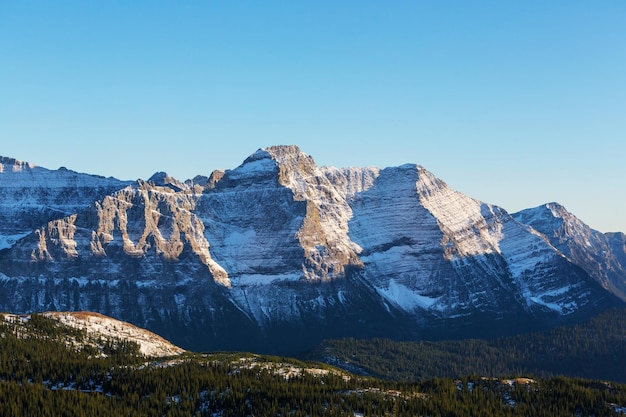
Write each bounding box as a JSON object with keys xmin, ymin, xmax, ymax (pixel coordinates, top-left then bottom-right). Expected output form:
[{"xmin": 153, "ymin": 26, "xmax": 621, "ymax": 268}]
[
  {"xmin": 375, "ymin": 279, "xmax": 440, "ymax": 311},
  {"xmin": 44, "ymin": 311, "xmax": 185, "ymax": 357}
]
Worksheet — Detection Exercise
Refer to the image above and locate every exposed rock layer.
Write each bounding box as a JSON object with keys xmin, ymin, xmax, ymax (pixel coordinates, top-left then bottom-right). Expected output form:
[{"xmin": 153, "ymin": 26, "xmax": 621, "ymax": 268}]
[
  {"xmin": 0, "ymin": 147, "xmax": 623, "ymax": 354},
  {"xmin": 0, "ymin": 157, "xmax": 131, "ymax": 250},
  {"xmin": 513, "ymin": 203, "xmax": 626, "ymax": 301}
]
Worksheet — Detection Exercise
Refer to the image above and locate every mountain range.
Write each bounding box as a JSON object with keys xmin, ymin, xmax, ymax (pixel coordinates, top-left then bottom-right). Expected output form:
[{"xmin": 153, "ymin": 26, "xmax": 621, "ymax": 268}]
[{"xmin": 0, "ymin": 146, "xmax": 624, "ymax": 354}]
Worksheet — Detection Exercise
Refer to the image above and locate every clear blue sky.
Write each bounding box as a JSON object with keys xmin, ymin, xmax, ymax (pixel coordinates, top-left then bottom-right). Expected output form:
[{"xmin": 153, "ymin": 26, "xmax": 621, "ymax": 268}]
[{"xmin": 1, "ymin": 1, "xmax": 624, "ymax": 232}]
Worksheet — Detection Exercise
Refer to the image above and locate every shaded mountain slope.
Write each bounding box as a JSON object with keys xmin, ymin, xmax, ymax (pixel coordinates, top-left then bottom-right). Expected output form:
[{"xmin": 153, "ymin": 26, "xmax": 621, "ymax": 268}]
[{"xmin": 0, "ymin": 146, "xmax": 622, "ymax": 353}]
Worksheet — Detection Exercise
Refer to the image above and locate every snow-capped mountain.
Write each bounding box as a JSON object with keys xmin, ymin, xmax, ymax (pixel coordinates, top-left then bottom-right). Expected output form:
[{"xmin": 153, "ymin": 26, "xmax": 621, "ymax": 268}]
[
  {"xmin": 338, "ymin": 163, "xmax": 601, "ymax": 318},
  {"xmin": 0, "ymin": 146, "xmax": 622, "ymax": 354},
  {"xmin": 0, "ymin": 156, "xmax": 132, "ymax": 250},
  {"xmin": 513, "ymin": 203, "xmax": 626, "ymax": 300}
]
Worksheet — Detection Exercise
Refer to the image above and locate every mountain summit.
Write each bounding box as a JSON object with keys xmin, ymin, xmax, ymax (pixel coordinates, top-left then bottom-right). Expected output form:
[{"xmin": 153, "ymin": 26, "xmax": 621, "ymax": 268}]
[
  {"xmin": 513, "ymin": 202, "xmax": 626, "ymax": 300},
  {"xmin": 0, "ymin": 146, "xmax": 623, "ymax": 354}
]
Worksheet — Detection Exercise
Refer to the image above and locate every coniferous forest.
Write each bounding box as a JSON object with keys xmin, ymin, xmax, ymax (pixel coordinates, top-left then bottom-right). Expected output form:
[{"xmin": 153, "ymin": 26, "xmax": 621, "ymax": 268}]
[
  {"xmin": 316, "ymin": 308, "xmax": 626, "ymax": 383},
  {"xmin": 1, "ymin": 311, "xmax": 626, "ymax": 416}
]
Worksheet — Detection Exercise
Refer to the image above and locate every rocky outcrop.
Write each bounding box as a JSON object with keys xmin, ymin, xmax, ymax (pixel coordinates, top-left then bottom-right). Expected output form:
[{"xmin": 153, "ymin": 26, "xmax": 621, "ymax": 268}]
[
  {"xmin": 0, "ymin": 156, "xmax": 132, "ymax": 250},
  {"xmin": 341, "ymin": 164, "xmax": 602, "ymax": 318},
  {"xmin": 264, "ymin": 146, "xmax": 363, "ymax": 280},
  {"xmin": 44, "ymin": 311, "xmax": 186, "ymax": 357},
  {"xmin": 513, "ymin": 203, "xmax": 626, "ymax": 301},
  {"xmin": 3, "ymin": 180, "xmax": 228, "ymax": 286},
  {"xmin": 0, "ymin": 146, "xmax": 622, "ymax": 354}
]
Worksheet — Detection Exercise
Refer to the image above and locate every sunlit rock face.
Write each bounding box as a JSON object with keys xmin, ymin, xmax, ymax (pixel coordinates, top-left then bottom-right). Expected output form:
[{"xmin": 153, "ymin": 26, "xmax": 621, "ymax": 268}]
[
  {"xmin": 513, "ymin": 203, "xmax": 626, "ymax": 301},
  {"xmin": 0, "ymin": 146, "xmax": 622, "ymax": 354},
  {"xmin": 0, "ymin": 156, "xmax": 132, "ymax": 250},
  {"xmin": 340, "ymin": 164, "xmax": 603, "ymax": 318},
  {"xmin": 3, "ymin": 180, "xmax": 227, "ymax": 285}
]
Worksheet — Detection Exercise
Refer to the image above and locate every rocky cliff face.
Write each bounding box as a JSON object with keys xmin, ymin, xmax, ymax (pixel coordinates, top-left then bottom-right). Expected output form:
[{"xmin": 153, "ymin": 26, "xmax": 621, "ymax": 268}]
[
  {"xmin": 513, "ymin": 203, "xmax": 626, "ymax": 301},
  {"xmin": 0, "ymin": 147, "xmax": 622, "ymax": 354},
  {"xmin": 341, "ymin": 164, "xmax": 599, "ymax": 318},
  {"xmin": 0, "ymin": 156, "xmax": 132, "ymax": 250},
  {"xmin": 3, "ymin": 180, "xmax": 227, "ymax": 285}
]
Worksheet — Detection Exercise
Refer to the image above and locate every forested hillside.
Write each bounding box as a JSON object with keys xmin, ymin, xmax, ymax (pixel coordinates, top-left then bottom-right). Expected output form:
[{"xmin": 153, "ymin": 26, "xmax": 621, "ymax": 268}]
[
  {"xmin": 2, "ymin": 312, "xmax": 626, "ymax": 416},
  {"xmin": 317, "ymin": 308, "xmax": 626, "ymax": 383}
]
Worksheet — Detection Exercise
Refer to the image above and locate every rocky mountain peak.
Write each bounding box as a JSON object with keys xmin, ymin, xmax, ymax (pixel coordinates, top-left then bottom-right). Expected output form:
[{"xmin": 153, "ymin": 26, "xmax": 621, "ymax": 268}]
[
  {"xmin": 544, "ymin": 201, "xmax": 568, "ymax": 212},
  {"xmin": 266, "ymin": 145, "xmax": 363, "ymax": 280},
  {"xmin": 0, "ymin": 156, "xmax": 36, "ymax": 173},
  {"xmin": 147, "ymin": 171, "xmax": 186, "ymax": 191},
  {"xmin": 182, "ymin": 171, "xmax": 226, "ymax": 193},
  {"xmin": 264, "ymin": 145, "xmax": 313, "ymax": 168},
  {"xmin": 0, "ymin": 146, "xmax": 623, "ymax": 354},
  {"xmin": 265, "ymin": 146, "xmax": 322, "ymax": 196},
  {"xmin": 513, "ymin": 203, "xmax": 626, "ymax": 301},
  {"xmin": 197, "ymin": 145, "xmax": 362, "ymax": 284},
  {"xmin": 229, "ymin": 146, "xmax": 317, "ymax": 193},
  {"xmin": 521, "ymin": 202, "xmax": 569, "ymax": 221},
  {"xmin": 206, "ymin": 170, "xmax": 226, "ymax": 188},
  {"xmin": 514, "ymin": 203, "xmax": 586, "ymax": 240},
  {"xmin": 265, "ymin": 144, "xmax": 307, "ymax": 160}
]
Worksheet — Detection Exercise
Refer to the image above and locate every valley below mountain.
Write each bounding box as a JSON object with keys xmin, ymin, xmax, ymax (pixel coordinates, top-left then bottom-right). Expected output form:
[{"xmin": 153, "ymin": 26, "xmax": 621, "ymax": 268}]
[
  {"xmin": 316, "ymin": 307, "xmax": 626, "ymax": 383},
  {"xmin": 0, "ymin": 146, "xmax": 624, "ymax": 354},
  {"xmin": 1, "ymin": 308, "xmax": 626, "ymax": 416}
]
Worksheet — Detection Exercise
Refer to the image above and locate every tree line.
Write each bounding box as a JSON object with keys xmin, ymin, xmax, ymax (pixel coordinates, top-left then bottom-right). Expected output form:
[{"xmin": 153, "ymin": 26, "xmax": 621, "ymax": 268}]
[
  {"xmin": 1, "ymin": 312, "xmax": 626, "ymax": 416},
  {"xmin": 317, "ymin": 308, "xmax": 626, "ymax": 383}
]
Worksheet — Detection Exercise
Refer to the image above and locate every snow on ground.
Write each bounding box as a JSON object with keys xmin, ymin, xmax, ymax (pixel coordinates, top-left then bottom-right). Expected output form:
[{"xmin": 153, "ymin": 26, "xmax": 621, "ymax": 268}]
[
  {"xmin": 375, "ymin": 279, "xmax": 439, "ymax": 311},
  {"xmin": 226, "ymin": 150, "xmax": 278, "ymax": 179},
  {"xmin": 522, "ymin": 287, "xmax": 578, "ymax": 314},
  {"xmin": 415, "ymin": 166, "xmax": 504, "ymax": 258},
  {"xmin": 231, "ymin": 272, "xmax": 303, "ymax": 286},
  {"xmin": 226, "ymin": 355, "xmax": 349, "ymax": 381},
  {"xmin": 0, "ymin": 232, "xmax": 30, "ymax": 250},
  {"xmin": 44, "ymin": 312, "xmax": 184, "ymax": 357}
]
